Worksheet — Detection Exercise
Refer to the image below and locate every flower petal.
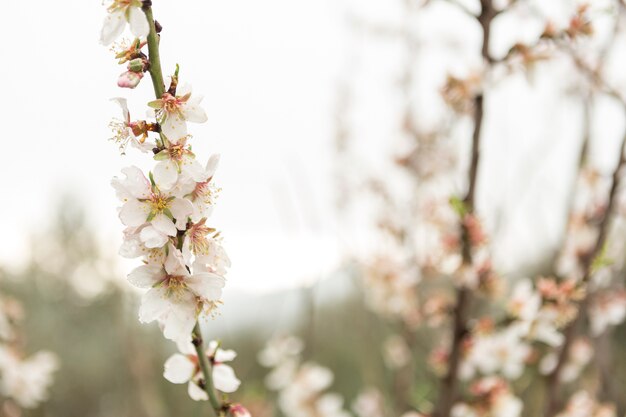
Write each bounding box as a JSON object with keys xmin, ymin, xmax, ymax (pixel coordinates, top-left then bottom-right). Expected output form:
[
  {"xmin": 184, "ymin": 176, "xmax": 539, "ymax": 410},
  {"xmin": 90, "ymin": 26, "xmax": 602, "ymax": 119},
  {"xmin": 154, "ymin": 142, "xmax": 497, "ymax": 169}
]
[
  {"xmin": 163, "ymin": 354, "xmax": 195, "ymax": 384},
  {"xmin": 138, "ymin": 287, "xmax": 170, "ymax": 323},
  {"xmin": 212, "ymin": 364, "xmax": 240, "ymax": 393},
  {"xmin": 128, "ymin": 6, "xmax": 150, "ymax": 38},
  {"xmin": 188, "ymin": 381, "xmax": 209, "ymax": 401},
  {"xmin": 120, "ymin": 200, "xmax": 150, "ymax": 227},
  {"xmin": 140, "ymin": 226, "xmax": 169, "ymax": 248},
  {"xmin": 170, "ymin": 198, "xmax": 194, "ymax": 229},
  {"xmin": 161, "ymin": 114, "xmax": 188, "ymax": 142},
  {"xmin": 153, "ymin": 160, "xmax": 178, "ymax": 190},
  {"xmin": 151, "ymin": 214, "xmax": 177, "ymax": 236},
  {"xmin": 183, "ymin": 96, "xmax": 208, "ymax": 123},
  {"xmin": 128, "ymin": 264, "xmax": 164, "ymax": 288},
  {"xmin": 186, "ymin": 273, "xmax": 225, "ymax": 301},
  {"xmin": 100, "ymin": 10, "xmax": 126, "ymax": 45}
]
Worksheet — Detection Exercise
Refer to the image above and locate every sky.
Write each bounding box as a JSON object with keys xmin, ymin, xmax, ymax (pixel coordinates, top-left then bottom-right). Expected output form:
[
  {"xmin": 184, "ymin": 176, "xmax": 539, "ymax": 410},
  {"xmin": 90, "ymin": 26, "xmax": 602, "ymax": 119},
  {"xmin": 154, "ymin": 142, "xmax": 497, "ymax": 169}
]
[{"xmin": 1, "ymin": 0, "xmax": 625, "ymax": 295}]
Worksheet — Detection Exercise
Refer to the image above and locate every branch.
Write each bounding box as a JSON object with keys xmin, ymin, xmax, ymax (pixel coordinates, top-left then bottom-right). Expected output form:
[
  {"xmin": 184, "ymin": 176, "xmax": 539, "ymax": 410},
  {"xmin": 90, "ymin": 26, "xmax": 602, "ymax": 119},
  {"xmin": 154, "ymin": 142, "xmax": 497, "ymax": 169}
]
[
  {"xmin": 544, "ymin": 105, "xmax": 626, "ymax": 417},
  {"xmin": 433, "ymin": 2, "xmax": 496, "ymax": 417}
]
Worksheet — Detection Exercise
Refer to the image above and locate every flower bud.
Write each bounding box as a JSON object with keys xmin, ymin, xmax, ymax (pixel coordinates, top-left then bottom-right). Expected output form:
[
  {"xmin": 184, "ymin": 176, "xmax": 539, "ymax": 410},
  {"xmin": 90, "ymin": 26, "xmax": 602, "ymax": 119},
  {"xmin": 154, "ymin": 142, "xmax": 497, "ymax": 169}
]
[
  {"xmin": 117, "ymin": 71, "xmax": 143, "ymax": 89},
  {"xmin": 228, "ymin": 404, "xmax": 251, "ymax": 417},
  {"xmin": 128, "ymin": 58, "xmax": 146, "ymax": 73}
]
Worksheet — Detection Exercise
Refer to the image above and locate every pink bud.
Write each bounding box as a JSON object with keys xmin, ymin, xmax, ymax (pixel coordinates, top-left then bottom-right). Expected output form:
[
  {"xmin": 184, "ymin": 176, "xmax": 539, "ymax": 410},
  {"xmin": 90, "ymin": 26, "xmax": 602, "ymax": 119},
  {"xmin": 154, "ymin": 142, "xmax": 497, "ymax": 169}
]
[
  {"xmin": 117, "ymin": 71, "xmax": 144, "ymax": 89},
  {"xmin": 229, "ymin": 404, "xmax": 251, "ymax": 417}
]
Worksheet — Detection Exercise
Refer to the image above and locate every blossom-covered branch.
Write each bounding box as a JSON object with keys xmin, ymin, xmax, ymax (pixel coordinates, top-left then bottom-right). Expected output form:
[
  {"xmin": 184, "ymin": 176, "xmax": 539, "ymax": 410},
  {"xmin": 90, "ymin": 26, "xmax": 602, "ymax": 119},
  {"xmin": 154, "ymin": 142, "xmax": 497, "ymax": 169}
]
[{"xmin": 101, "ymin": 1, "xmax": 248, "ymax": 415}]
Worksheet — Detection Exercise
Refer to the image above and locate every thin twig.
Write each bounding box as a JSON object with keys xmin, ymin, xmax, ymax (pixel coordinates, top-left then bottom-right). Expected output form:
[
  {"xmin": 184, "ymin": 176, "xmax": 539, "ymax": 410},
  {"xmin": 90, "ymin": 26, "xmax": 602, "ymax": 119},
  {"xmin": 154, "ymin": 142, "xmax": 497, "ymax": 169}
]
[{"xmin": 433, "ymin": 2, "xmax": 496, "ymax": 416}]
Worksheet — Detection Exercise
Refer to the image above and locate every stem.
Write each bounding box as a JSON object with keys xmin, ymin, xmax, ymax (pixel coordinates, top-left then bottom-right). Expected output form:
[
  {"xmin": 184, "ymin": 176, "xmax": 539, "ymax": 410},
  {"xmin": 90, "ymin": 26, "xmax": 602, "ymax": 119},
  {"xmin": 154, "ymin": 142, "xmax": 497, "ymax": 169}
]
[
  {"xmin": 143, "ymin": 4, "xmax": 165, "ymax": 98},
  {"xmin": 193, "ymin": 323, "xmax": 222, "ymax": 415},
  {"xmin": 142, "ymin": 4, "xmax": 221, "ymax": 416},
  {"xmin": 544, "ymin": 111, "xmax": 626, "ymax": 417},
  {"xmin": 433, "ymin": 2, "xmax": 494, "ymax": 416}
]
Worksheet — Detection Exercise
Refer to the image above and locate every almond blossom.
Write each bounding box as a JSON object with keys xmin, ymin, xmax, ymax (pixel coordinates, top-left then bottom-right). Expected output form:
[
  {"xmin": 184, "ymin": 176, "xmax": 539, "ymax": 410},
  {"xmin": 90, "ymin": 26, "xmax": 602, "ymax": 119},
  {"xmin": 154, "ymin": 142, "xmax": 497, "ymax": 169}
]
[
  {"xmin": 128, "ymin": 246, "xmax": 225, "ymax": 343},
  {"xmin": 164, "ymin": 340, "xmax": 241, "ymax": 400},
  {"xmin": 103, "ymin": 2, "xmax": 245, "ymax": 412},
  {"xmin": 148, "ymin": 83, "xmax": 208, "ymax": 141},
  {"xmin": 112, "ymin": 166, "xmax": 193, "ymax": 248},
  {"xmin": 100, "ymin": 0, "xmax": 150, "ymax": 45},
  {"xmin": 0, "ymin": 348, "xmax": 58, "ymax": 409}
]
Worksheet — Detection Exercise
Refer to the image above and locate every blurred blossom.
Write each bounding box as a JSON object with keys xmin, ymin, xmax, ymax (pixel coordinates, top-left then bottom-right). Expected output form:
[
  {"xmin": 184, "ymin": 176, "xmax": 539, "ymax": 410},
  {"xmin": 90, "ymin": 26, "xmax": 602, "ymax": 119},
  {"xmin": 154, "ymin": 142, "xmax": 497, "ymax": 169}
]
[
  {"xmin": 382, "ymin": 335, "xmax": 411, "ymax": 370},
  {"xmin": 352, "ymin": 387, "xmax": 385, "ymax": 417}
]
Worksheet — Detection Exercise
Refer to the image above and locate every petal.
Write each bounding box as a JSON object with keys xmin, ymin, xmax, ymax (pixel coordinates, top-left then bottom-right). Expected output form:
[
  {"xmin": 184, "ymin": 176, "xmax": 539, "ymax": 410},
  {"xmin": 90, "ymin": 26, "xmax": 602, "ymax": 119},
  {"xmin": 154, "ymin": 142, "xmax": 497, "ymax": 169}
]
[
  {"xmin": 151, "ymin": 214, "xmax": 177, "ymax": 236},
  {"xmin": 163, "ymin": 354, "xmax": 195, "ymax": 384},
  {"xmin": 100, "ymin": 10, "xmax": 126, "ymax": 45},
  {"xmin": 110, "ymin": 97, "xmax": 130, "ymax": 122},
  {"xmin": 164, "ymin": 247, "xmax": 188, "ymax": 276},
  {"xmin": 138, "ymin": 287, "xmax": 170, "ymax": 323},
  {"xmin": 162, "ymin": 114, "xmax": 188, "ymax": 142},
  {"xmin": 212, "ymin": 364, "xmax": 240, "ymax": 393},
  {"xmin": 188, "ymin": 381, "xmax": 209, "ymax": 401},
  {"xmin": 183, "ymin": 158, "xmax": 208, "ymax": 182},
  {"xmin": 205, "ymin": 154, "xmax": 220, "ymax": 178},
  {"xmin": 128, "ymin": 264, "xmax": 164, "ymax": 288},
  {"xmin": 120, "ymin": 200, "xmax": 150, "ymax": 227},
  {"xmin": 170, "ymin": 198, "xmax": 194, "ymax": 229},
  {"xmin": 153, "ymin": 160, "xmax": 178, "ymax": 190},
  {"xmin": 182, "ymin": 96, "xmax": 208, "ymax": 123},
  {"xmin": 128, "ymin": 6, "xmax": 150, "ymax": 38},
  {"xmin": 214, "ymin": 348, "xmax": 237, "ymax": 363},
  {"xmin": 121, "ymin": 166, "xmax": 151, "ymax": 198},
  {"xmin": 140, "ymin": 226, "xmax": 169, "ymax": 248},
  {"xmin": 162, "ymin": 298, "xmax": 197, "ymax": 343},
  {"xmin": 186, "ymin": 273, "xmax": 225, "ymax": 301}
]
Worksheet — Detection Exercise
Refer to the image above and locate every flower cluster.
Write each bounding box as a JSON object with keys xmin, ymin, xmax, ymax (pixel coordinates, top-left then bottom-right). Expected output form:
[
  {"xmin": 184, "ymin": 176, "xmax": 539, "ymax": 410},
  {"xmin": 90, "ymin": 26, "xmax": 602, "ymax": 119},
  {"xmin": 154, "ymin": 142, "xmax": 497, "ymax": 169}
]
[
  {"xmin": 0, "ymin": 295, "xmax": 57, "ymax": 411},
  {"xmin": 102, "ymin": 1, "xmax": 246, "ymax": 414},
  {"xmin": 164, "ymin": 340, "xmax": 246, "ymax": 407},
  {"xmin": 259, "ymin": 336, "xmax": 351, "ymax": 417}
]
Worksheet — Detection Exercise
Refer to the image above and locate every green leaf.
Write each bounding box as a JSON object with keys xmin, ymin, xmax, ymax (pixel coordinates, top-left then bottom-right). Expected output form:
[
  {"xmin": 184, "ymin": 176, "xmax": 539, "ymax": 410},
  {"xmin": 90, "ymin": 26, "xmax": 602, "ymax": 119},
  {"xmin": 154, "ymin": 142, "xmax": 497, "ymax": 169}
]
[
  {"xmin": 591, "ymin": 242, "xmax": 613, "ymax": 274},
  {"xmin": 449, "ymin": 196, "xmax": 468, "ymax": 217}
]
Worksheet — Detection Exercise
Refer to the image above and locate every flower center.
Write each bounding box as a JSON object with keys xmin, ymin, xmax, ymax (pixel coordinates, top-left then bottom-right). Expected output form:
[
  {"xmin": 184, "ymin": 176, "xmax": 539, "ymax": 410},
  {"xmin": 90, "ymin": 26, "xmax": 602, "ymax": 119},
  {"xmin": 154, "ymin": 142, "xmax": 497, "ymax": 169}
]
[{"xmin": 150, "ymin": 194, "xmax": 170, "ymax": 213}]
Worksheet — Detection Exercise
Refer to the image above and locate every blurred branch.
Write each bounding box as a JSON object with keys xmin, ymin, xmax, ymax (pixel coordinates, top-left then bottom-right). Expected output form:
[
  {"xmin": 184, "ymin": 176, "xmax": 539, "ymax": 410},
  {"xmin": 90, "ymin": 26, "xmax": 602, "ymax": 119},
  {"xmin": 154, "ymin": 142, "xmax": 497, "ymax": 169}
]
[
  {"xmin": 544, "ymin": 103, "xmax": 626, "ymax": 417},
  {"xmin": 433, "ymin": 2, "xmax": 496, "ymax": 417}
]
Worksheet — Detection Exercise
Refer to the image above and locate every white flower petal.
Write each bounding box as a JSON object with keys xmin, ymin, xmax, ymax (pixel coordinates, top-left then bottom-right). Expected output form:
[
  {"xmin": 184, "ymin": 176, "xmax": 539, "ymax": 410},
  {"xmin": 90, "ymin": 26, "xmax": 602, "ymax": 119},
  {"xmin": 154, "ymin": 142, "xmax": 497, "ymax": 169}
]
[
  {"xmin": 214, "ymin": 348, "xmax": 237, "ymax": 363},
  {"xmin": 162, "ymin": 115, "xmax": 188, "ymax": 142},
  {"xmin": 212, "ymin": 364, "xmax": 240, "ymax": 393},
  {"xmin": 138, "ymin": 287, "xmax": 170, "ymax": 323},
  {"xmin": 186, "ymin": 273, "xmax": 225, "ymax": 301},
  {"xmin": 120, "ymin": 166, "xmax": 151, "ymax": 198},
  {"xmin": 162, "ymin": 298, "xmax": 197, "ymax": 343},
  {"xmin": 183, "ymin": 96, "xmax": 208, "ymax": 123},
  {"xmin": 188, "ymin": 380, "xmax": 209, "ymax": 401},
  {"xmin": 139, "ymin": 226, "xmax": 169, "ymax": 248},
  {"xmin": 153, "ymin": 160, "xmax": 178, "ymax": 190},
  {"xmin": 170, "ymin": 198, "xmax": 194, "ymax": 229},
  {"xmin": 128, "ymin": 264, "xmax": 164, "ymax": 288},
  {"xmin": 164, "ymin": 354, "xmax": 196, "ymax": 384},
  {"xmin": 100, "ymin": 10, "xmax": 125, "ymax": 45},
  {"xmin": 128, "ymin": 6, "xmax": 150, "ymax": 38},
  {"xmin": 151, "ymin": 214, "xmax": 177, "ymax": 236},
  {"xmin": 119, "ymin": 200, "xmax": 150, "ymax": 227}
]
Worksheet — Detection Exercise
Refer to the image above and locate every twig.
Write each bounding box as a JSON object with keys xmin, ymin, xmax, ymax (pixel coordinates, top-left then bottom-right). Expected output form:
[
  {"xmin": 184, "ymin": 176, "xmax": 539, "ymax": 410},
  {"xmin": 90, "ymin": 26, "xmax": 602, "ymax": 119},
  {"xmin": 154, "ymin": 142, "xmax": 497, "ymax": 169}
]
[{"xmin": 433, "ymin": 2, "xmax": 496, "ymax": 417}]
